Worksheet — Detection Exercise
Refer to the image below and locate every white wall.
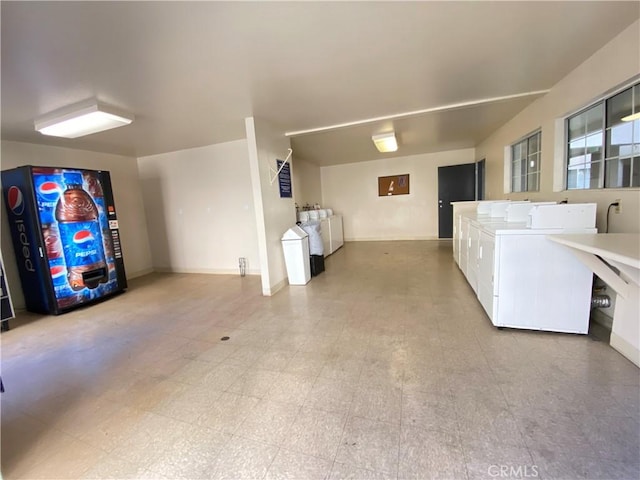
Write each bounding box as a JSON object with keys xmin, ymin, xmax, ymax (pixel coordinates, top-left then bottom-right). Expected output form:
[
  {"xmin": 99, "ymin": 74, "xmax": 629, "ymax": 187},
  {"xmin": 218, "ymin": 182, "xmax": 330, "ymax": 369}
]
[
  {"xmin": 246, "ymin": 117, "xmax": 296, "ymax": 295},
  {"xmin": 137, "ymin": 140, "xmax": 260, "ymax": 275},
  {"xmin": 476, "ymin": 20, "xmax": 640, "ymax": 234},
  {"xmin": 292, "ymin": 157, "xmax": 322, "ymax": 209},
  {"xmin": 1, "ymin": 140, "xmax": 153, "ymax": 310},
  {"xmin": 321, "ymin": 148, "xmax": 476, "ymax": 241}
]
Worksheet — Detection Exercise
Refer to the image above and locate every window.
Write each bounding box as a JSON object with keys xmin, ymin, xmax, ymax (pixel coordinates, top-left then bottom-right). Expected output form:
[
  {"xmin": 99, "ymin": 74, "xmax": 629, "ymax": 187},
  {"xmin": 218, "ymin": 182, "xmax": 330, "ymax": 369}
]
[
  {"xmin": 511, "ymin": 131, "xmax": 541, "ymax": 192},
  {"xmin": 567, "ymin": 81, "xmax": 640, "ymax": 189}
]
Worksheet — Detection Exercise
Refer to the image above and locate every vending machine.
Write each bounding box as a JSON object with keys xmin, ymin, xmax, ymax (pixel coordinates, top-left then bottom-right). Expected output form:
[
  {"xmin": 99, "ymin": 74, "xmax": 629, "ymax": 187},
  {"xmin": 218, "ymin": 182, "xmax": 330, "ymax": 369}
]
[{"xmin": 1, "ymin": 165, "xmax": 127, "ymax": 314}]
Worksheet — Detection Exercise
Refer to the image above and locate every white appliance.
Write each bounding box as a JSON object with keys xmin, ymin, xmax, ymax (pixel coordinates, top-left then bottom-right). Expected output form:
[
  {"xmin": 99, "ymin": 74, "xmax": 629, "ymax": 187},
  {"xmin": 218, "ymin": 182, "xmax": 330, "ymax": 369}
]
[
  {"xmin": 319, "ymin": 214, "xmax": 345, "ymax": 257},
  {"xmin": 320, "ymin": 218, "xmax": 331, "ymax": 257},
  {"xmin": 453, "ymin": 202, "xmax": 597, "ymax": 334},
  {"xmin": 328, "ymin": 214, "xmax": 344, "ymax": 254}
]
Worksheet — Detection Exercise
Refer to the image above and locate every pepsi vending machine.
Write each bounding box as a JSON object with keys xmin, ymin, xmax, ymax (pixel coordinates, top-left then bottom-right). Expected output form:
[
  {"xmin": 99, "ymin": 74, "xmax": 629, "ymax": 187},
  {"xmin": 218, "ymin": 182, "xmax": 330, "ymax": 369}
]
[{"xmin": 1, "ymin": 166, "xmax": 127, "ymax": 314}]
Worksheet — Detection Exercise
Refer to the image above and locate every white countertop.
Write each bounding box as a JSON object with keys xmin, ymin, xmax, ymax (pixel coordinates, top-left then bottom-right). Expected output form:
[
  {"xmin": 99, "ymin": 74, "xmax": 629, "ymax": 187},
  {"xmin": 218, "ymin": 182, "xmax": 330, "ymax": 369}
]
[
  {"xmin": 461, "ymin": 212, "xmax": 597, "ymax": 235},
  {"xmin": 547, "ymin": 234, "xmax": 640, "ymax": 269}
]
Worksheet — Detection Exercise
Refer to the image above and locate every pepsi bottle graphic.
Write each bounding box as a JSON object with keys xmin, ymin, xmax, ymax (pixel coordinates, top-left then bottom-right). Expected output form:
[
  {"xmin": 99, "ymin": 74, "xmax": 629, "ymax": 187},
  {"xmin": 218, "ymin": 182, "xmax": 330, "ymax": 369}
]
[
  {"xmin": 43, "ymin": 222, "xmax": 64, "ymax": 271},
  {"xmin": 42, "ymin": 222, "xmax": 81, "ymax": 308},
  {"xmin": 55, "ymin": 183, "xmax": 108, "ymax": 291}
]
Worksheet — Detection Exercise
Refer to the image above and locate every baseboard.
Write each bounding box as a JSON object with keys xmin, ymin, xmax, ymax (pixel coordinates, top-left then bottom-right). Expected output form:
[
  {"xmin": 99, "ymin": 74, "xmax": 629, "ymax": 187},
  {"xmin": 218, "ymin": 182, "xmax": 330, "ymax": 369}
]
[
  {"xmin": 153, "ymin": 267, "xmax": 260, "ymax": 276},
  {"xmin": 344, "ymin": 236, "xmax": 445, "ymax": 242},
  {"xmin": 263, "ymin": 277, "xmax": 288, "ymax": 296},
  {"xmin": 127, "ymin": 267, "xmax": 155, "ymax": 279},
  {"xmin": 610, "ymin": 331, "xmax": 640, "ymax": 367}
]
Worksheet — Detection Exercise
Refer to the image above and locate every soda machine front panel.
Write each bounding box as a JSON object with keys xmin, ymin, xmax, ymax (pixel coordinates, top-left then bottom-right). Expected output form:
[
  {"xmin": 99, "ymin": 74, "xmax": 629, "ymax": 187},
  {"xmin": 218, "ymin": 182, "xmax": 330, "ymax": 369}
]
[
  {"xmin": 34, "ymin": 167, "xmax": 127, "ymax": 310},
  {"xmin": 1, "ymin": 167, "xmax": 54, "ymax": 313}
]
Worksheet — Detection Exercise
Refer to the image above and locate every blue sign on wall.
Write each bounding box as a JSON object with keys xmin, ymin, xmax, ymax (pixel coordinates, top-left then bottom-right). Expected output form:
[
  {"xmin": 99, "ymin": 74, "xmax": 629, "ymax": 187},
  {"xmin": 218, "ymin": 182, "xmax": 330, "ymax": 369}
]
[{"xmin": 277, "ymin": 160, "xmax": 292, "ymax": 198}]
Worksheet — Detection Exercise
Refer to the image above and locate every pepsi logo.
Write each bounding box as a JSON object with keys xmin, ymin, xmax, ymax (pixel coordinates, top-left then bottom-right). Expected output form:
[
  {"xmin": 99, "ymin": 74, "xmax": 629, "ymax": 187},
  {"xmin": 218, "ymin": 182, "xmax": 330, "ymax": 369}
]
[
  {"xmin": 7, "ymin": 186, "xmax": 24, "ymax": 215},
  {"xmin": 73, "ymin": 230, "xmax": 94, "ymax": 247},
  {"xmin": 38, "ymin": 181, "xmax": 61, "ymax": 200},
  {"xmin": 50, "ymin": 265, "xmax": 66, "ymax": 279}
]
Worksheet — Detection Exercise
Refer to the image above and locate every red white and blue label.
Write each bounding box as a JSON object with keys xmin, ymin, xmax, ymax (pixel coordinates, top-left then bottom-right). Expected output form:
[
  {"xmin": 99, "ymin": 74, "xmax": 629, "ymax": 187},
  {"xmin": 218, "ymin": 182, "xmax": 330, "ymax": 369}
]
[{"xmin": 58, "ymin": 220, "xmax": 105, "ymax": 269}]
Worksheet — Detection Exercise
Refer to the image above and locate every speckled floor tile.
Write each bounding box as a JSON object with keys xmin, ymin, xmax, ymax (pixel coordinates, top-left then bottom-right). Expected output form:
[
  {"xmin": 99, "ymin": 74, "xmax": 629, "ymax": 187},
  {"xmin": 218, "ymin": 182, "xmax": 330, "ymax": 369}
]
[
  {"xmin": 357, "ymin": 363, "xmax": 404, "ymax": 390},
  {"xmin": 199, "ymin": 362, "xmax": 249, "ymax": 391},
  {"xmin": 335, "ymin": 416, "xmax": 400, "ymax": 475},
  {"xmin": 402, "ymin": 368, "xmax": 452, "ymax": 396},
  {"xmin": 256, "ymin": 347, "xmax": 298, "ymax": 371},
  {"xmin": 108, "ymin": 412, "xmax": 193, "ymax": 471},
  {"xmin": 227, "ymin": 368, "xmax": 283, "ymax": 398},
  {"xmin": 571, "ymin": 413, "xmax": 640, "ymax": 464},
  {"xmin": 320, "ymin": 354, "xmax": 365, "ymax": 384},
  {"xmin": 195, "ymin": 341, "xmax": 239, "ymax": 364},
  {"xmin": 151, "ymin": 382, "xmax": 222, "ymax": 424},
  {"xmin": 513, "ymin": 408, "xmax": 597, "ymax": 455},
  {"xmin": 234, "ymin": 398, "xmax": 301, "ymax": 445},
  {"xmin": 79, "ymin": 452, "xmax": 151, "ymax": 480},
  {"xmin": 265, "ymin": 448, "xmax": 333, "ymax": 480},
  {"xmin": 401, "ymin": 390, "xmax": 458, "ymax": 434},
  {"xmin": 224, "ymin": 344, "xmax": 269, "ymax": 367},
  {"xmin": 170, "ymin": 358, "xmax": 219, "ymax": 385},
  {"xmin": 204, "ymin": 435, "xmax": 279, "ymax": 480},
  {"xmin": 283, "ymin": 350, "xmax": 328, "ymax": 376},
  {"xmin": 529, "ymin": 447, "xmax": 640, "ymax": 480},
  {"xmin": 328, "ymin": 461, "xmax": 393, "ymax": 480},
  {"xmin": 304, "ymin": 376, "xmax": 357, "ymax": 414},
  {"xmin": 282, "ymin": 406, "xmax": 348, "ymax": 460},
  {"xmin": 145, "ymin": 425, "xmax": 231, "ymax": 479},
  {"xmin": 265, "ymin": 372, "xmax": 317, "ymax": 405},
  {"xmin": 457, "ymin": 407, "xmax": 525, "ymax": 449},
  {"xmin": 78, "ymin": 404, "xmax": 149, "ymax": 452},
  {"xmin": 461, "ymin": 437, "xmax": 535, "ymax": 480},
  {"xmin": 4, "ymin": 426, "xmax": 98, "ymax": 480},
  {"xmin": 398, "ymin": 425, "xmax": 467, "ymax": 480},
  {"xmin": 14, "ymin": 435, "xmax": 105, "ymax": 480},
  {"xmin": 196, "ymin": 391, "xmax": 260, "ymax": 434},
  {"xmin": 2, "ymin": 242, "xmax": 639, "ymax": 480},
  {"xmin": 350, "ymin": 384, "xmax": 403, "ymax": 424}
]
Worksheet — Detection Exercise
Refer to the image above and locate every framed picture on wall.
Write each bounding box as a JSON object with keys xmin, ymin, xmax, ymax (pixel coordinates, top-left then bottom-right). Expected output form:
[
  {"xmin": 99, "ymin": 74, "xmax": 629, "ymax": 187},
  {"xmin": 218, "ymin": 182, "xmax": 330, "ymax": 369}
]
[{"xmin": 378, "ymin": 174, "xmax": 409, "ymax": 196}]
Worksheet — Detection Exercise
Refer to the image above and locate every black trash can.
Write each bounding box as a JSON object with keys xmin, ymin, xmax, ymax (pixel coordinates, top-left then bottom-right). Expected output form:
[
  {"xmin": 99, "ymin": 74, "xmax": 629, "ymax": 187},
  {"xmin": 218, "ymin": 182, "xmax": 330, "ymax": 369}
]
[{"xmin": 310, "ymin": 254, "xmax": 325, "ymax": 276}]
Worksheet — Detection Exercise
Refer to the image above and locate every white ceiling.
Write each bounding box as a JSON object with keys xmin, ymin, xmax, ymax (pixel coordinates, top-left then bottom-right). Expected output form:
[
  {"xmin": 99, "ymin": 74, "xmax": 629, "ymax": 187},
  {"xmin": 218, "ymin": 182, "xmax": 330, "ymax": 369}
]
[{"xmin": 2, "ymin": 1, "xmax": 638, "ymax": 166}]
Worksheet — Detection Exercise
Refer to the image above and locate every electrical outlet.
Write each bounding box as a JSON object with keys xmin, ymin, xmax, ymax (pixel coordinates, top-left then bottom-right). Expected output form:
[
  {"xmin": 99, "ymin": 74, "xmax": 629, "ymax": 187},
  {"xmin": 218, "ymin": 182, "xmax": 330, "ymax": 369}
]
[{"xmin": 615, "ymin": 199, "xmax": 621, "ymax": 214}]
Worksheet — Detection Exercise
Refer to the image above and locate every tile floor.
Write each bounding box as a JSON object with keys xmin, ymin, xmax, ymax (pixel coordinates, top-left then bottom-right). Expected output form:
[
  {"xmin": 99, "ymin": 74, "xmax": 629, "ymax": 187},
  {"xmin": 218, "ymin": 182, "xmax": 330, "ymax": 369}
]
[{"xmin": 1, "ymin": 240, "xmax": 639, "ymax": 480}]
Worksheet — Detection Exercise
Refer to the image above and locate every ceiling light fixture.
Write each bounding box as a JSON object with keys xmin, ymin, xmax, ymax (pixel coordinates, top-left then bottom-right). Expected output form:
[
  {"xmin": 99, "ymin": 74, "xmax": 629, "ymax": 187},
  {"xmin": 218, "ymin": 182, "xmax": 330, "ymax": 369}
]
[
  {"xmin": 621, "ymin": 112, "xmax": 640, "ymax": 122},
  {"xmin": 372, "ymin": 132, "xmax": 398, "ymax": 153},
  {"xmin": 34, "ymin": 99, "xmax": 134, "ymax": 138}
]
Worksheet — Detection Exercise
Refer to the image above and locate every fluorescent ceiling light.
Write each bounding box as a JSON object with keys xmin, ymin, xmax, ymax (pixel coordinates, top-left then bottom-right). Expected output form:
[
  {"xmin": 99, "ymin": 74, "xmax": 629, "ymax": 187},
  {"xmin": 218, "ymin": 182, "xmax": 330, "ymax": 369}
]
[
  {"xmin": 621, "ymin": 112, "xmax": 640, "ymax": 122},
  {"xmin": 372, "ymin": 132, "xmax": 398, "ymax": 153},
  {"xmin": 34, "ymin": 99, "xmax": 134, "ymax": 138}
]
